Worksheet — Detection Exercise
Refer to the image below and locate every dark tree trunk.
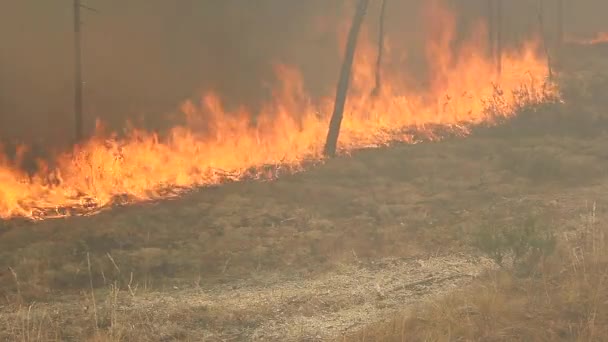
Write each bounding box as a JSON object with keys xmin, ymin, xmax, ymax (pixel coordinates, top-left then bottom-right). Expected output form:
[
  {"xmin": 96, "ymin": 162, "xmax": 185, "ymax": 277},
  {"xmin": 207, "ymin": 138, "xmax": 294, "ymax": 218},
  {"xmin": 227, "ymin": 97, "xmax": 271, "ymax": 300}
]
[
  {"xmin": 557, "ymin": 0, "xmax": 564, "ymax": 59},
  {"xmin": 537, "ymin": 0, "xmax": 554, "ymax": 79},
  {"xmin": 496, "ymin": 0, "xmax": 502, "ymax": 76},
  {"xmin": 323, "ymin": 0, "xmax": 370, "ymax": 158},
  {"xmin": 488, "ymin": 0, "xmax": 495, "ymax": 60},
  {"xmin": 74, "ymin": 0, "xmax": 83, "ymax": 143},
  {"xmin": 372, "ymin": 0, "xmax": 388, "ymax": 97}
]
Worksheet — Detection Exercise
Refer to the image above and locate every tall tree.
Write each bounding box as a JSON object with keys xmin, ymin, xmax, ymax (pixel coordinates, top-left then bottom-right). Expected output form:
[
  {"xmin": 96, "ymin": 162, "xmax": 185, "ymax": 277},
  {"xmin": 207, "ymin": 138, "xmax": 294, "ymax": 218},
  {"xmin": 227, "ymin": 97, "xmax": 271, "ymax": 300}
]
[
  {"xmin": 372, "ymin": 0, "xmax": 388, "ymax": 97},
  {"xmin": 323, "ymin": 0, "xmax": 370, "ymax": 157},
  {"xmin": 556, "ymin": 0, "xmax": 564, "ymax": 60},
  {"xmin": 488, "ymin": 0, "xmax": 495, "ymax": 60},
  {"xmin": 537, "ymin": 0, "xmax": 554, "ymax": 79},
  {"xmin": 74, "ymin": 0, "xmax": 83, "ymax": 142},
  {"xmin": 496, "ymin": 0, "xmax": 502, "ymax": 76}
]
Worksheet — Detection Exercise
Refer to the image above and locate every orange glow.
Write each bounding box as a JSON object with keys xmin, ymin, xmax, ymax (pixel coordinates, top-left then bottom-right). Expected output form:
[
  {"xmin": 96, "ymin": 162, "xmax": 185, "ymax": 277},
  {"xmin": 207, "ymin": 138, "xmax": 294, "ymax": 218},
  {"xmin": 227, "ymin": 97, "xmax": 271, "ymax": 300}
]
[{"xmin": 0, "ymin": 2, "xmax": 557, "ymax": 220}]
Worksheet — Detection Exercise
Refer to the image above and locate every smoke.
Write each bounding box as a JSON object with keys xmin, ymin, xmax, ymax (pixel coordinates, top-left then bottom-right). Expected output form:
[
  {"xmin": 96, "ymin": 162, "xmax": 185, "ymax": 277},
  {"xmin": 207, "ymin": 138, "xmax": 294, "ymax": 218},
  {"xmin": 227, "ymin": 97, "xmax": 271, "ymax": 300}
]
[
  {"xmin": 0, "ymin": 0, "xmax": 346, "ymax": 146},
  {"xmin": 1, "ymin": 0, "xmax": 606, "ymax": 146}
]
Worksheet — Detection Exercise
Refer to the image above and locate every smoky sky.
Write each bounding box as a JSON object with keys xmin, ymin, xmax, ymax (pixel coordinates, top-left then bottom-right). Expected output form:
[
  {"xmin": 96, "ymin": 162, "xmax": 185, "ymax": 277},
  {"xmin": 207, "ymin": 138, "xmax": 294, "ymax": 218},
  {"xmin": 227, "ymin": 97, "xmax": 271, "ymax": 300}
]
[{"xmin": 1, "ymin": 0, "xmax": 606, "ymax": 146}]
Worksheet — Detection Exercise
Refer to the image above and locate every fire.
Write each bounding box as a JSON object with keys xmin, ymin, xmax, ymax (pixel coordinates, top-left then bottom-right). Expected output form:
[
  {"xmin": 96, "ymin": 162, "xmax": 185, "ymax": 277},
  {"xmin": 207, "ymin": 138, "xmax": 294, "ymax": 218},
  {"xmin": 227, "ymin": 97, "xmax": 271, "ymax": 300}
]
[{"xmin": 0, "ymin": 2, "xmax": 556, "ymax": 220}]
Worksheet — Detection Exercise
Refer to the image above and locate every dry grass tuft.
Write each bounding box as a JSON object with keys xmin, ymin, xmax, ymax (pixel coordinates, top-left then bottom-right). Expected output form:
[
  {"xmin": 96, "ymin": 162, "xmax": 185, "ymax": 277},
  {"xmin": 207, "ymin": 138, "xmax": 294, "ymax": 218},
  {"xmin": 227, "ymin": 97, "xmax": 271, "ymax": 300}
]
[{"xmin": 345, "ymin": 203, "xmax": 608, "ymax": 342}]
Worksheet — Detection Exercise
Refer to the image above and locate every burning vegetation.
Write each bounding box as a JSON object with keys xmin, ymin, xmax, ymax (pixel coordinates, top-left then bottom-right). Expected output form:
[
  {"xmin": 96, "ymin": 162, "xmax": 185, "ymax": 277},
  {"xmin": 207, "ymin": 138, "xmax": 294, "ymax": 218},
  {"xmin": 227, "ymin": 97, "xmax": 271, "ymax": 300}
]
[
  {"xmin": 0, "ymin": 1, "xmax": 557, "ymax": 220},
  {"xmin": 4, "ymin": 1, "xmax": 608, "ymax": 341}
]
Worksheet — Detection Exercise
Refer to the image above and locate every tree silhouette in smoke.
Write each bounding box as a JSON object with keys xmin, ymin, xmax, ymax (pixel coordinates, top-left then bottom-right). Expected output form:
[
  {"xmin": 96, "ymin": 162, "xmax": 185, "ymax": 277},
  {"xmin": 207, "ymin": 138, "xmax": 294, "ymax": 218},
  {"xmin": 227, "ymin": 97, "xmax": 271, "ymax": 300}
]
[
  {"xmin": 372, "ymin": 0, "xmax": 388, "ymax": 97},
  {"xmin": 324, "ymin": 0, "xmax": 370, "ymax": 158}
]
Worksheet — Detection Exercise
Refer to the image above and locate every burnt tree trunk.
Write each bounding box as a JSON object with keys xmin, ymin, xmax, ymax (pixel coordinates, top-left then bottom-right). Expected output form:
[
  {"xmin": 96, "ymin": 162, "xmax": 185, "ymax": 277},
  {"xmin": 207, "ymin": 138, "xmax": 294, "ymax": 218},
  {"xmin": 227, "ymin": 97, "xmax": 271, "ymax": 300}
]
[
  {"xmin": 488, "ymin": 0, "xmax": 495, "ymax": 60},
  {"xmin": 496, "ymin": 0, "xmax": 502, "ymax": 76},
  {"xmin": 372, "ymin": 0, "xmax": 388, "ymax": 97},
  {"xmin": 556, "ymin": 0, "xmax": 564, "ymax": 61},
  {"xmin": 73, "ymin": 0, "xmax": 83, "ymax": 142},
  {"xmin": 537, "ymin": 0, "xmax": 554, "ymax": 79},
  {"xmin": 323, "ymin": 0, "xmax": 370, "ymax": 158}
]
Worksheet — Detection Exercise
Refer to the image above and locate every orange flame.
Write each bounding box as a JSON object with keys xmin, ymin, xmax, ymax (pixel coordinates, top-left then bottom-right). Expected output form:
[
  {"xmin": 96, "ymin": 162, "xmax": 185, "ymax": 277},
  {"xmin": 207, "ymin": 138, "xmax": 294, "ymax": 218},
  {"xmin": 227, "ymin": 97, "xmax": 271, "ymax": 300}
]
[{"xmin": 0, "ymin": 2, "xmax": 557, "ymax": 220}]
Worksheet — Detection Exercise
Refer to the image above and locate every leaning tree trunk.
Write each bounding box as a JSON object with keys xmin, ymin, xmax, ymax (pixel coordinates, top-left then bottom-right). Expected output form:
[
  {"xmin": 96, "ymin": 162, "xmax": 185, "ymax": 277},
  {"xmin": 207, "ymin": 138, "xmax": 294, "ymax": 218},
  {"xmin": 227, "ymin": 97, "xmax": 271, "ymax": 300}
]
[
  {"xmin": 372, "ymin": 0, "xmax": 388, "ymax": 97},
  {"xmin": 323, "ymin": 0, "xmax": 370, "ymax": 158}
]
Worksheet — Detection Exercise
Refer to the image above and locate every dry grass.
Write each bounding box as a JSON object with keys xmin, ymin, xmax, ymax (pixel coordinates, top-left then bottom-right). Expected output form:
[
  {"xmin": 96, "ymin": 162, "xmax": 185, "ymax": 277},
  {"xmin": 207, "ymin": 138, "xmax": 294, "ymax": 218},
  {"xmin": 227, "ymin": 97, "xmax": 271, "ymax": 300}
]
[
  {"xmin": 341, "ymin": 55, "xmax": 608, "ymax": 340},
  {"xmin": 345, "ymin": 203, "xmax": 608, "ymax": 342},
  {"xmin": 1, "ymin": 45, "xmax": 608, "ymax": 341},
  {"xmin": 3, "ymin": 121, "xmax": 608, "ymax": 340}
]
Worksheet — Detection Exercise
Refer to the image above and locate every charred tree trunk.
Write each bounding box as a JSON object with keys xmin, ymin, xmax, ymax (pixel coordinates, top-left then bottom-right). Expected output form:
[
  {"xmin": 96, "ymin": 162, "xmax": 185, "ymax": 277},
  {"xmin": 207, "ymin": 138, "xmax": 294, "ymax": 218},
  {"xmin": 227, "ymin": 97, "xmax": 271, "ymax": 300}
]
[
  {"xmin": 372, "ymin": 0, "xmax": 388, "ymax": 97},
  {"xmin": 556, "ymin": 0, "xmax": 564, "ymax": 61},
  {"xmin": 323, "ymin": 0, "xmax": 369, "ymax": 158},
  {"xmin": 73, "ymin": 0, "xmax": 83, "ymax": 143},
  {"xmin": 496, "ymin": 0, "xmax": 502, "ymax": 76},
  {"xmin": 488, "ymin": 0, "xmax": 495, "ymax": 60},
  {"xmin": 537, "ymin": 0, "xmax": 554, "ymax": 79}
]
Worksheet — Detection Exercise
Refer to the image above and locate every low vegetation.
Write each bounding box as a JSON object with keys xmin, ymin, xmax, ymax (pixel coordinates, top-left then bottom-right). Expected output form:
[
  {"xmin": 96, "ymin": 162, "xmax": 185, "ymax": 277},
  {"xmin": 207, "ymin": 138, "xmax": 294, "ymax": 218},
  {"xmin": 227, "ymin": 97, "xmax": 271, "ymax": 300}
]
[{"xmin": 346, "ymin": 203, "xmax": 608, "ymax": 341}]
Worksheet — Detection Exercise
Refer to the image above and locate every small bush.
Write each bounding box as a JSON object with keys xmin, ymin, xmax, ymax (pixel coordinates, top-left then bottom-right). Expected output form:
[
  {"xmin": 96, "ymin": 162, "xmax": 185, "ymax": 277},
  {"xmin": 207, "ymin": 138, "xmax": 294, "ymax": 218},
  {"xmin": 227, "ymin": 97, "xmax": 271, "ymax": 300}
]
[{"xmin": 473, "ymin": 216, "xmax": 556, "ymax": 272}]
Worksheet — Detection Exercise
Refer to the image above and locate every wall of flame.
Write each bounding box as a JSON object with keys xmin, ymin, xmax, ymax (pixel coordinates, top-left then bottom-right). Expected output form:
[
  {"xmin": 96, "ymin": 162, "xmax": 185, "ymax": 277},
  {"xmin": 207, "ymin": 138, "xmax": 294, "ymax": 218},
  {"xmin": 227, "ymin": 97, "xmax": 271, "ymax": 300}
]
[{"xmin": 0, "ymin": 0, "xmax": 560, "ymax": 220}]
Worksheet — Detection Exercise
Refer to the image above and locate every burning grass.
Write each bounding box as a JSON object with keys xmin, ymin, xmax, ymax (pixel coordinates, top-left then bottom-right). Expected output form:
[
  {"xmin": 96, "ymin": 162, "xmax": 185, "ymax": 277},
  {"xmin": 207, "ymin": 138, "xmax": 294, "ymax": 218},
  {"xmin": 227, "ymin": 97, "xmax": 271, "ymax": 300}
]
[
  {"xmin": 1, "ymin": 97, "xmax": 608, "ymax": 339},
  {"xmin": 0, "ymin": 1, "xmax": 557, "ymax": 221},
  {"xmin": 3, "ymin": 2, "xmax": 608, "ymax": 341},
  {"xmin": 2, "ymin": 131, "xmax": 608, "ymax": 340}
]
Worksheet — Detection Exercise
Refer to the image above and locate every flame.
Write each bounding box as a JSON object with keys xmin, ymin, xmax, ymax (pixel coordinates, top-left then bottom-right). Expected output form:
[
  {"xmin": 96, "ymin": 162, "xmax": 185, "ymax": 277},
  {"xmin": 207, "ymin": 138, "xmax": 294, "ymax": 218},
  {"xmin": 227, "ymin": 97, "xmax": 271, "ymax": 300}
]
[{"xmin": 0, "ymin": 2, "xmax": 556, "ymax": 220}]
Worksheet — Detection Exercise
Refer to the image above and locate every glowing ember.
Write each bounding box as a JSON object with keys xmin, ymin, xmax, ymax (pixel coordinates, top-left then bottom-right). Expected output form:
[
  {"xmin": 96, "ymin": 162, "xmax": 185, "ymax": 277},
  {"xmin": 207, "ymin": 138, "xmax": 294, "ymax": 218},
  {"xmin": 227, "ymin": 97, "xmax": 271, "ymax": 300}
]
[{"xmin": 0, "ymin": 2, "xmax": 557, "ymax": 220}]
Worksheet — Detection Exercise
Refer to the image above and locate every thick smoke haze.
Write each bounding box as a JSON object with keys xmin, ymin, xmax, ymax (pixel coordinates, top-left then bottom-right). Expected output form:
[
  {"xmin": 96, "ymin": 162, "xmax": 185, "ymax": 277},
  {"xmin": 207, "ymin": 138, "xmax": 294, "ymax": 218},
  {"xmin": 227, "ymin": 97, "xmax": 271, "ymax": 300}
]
[{"xmin": 1, "ymin": 0, "xmax": 606, "ymax": 146}]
